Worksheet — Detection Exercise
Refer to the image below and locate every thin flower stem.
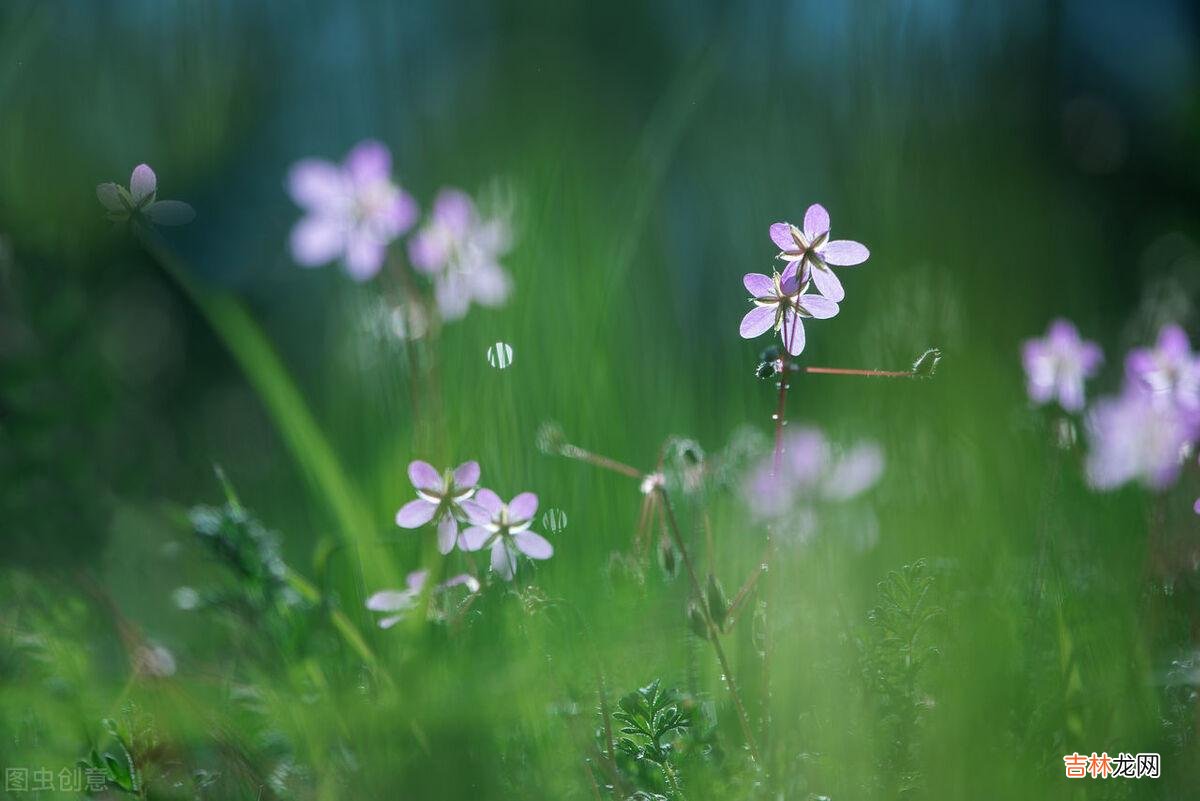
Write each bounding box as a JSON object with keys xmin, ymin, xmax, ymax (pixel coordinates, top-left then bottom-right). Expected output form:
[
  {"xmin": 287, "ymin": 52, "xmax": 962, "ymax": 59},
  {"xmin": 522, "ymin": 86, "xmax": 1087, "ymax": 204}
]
[
  {"xmin": 799, "ymin": 365, "xmax": 913, "ymax": 378},
  {"xmin": 387, "ymin": 253, "xmax": 424, "ymax": 422},
  {"xmin": 656, "ymin": 487, "xmax": 763, "ymax": 768},
  {"xmin": 771, "ymin": 310, "xmax": 799, "ymax": 474},
  {"xmin": 560, "ymin": 444, "xmax": 643, "ymax": 479},
  {"xmin": 584, "ymin": 762, "xmax": 604, "ymax": 801},
  {"xmin": 722, "ymin": 549, "xmax": 768, "ymax": 630},
  {"xmin": 597, "ymin": 666, "xmax": 617, "ymax": 763}
]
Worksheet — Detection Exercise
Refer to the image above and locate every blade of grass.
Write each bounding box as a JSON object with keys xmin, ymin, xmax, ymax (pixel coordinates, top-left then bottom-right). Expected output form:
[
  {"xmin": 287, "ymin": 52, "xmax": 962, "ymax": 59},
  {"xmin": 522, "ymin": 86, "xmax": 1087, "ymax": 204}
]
[{"xmin": 136, "ymin": 228, "xmax": 394, "ymax": 587}]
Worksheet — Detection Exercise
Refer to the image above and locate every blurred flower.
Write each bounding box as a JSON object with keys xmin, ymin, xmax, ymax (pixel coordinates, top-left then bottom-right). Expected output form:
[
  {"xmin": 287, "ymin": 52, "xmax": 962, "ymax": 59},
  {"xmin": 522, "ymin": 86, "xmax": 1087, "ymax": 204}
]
[
  {"xmin": 395, "ymin": 460, "xmax": 480, "ymax": 554},
  {"xmin": 133, "ymin": 643, "xmax": 177, "ymax": 678},
  {"xmin": 97, "ymin": 164, "xmax": 195, "ymax": 226},
  {"xmin": 366, "ymin": 569, "xmax": 481, "ymax": 628},
  {"xmin": 770, "ymin": 204, "xmax": 870, "ymax": 302},
  {"xmin": 171, "ymin": 586, "xmax": 201, "ymax": 611},
  {"xmin": 460, "ymin": 490, "xmax": 553, "ymax": 580},
  {"xmin": 1021, "ymin": 319, "xmax": 1103, "ymax": 412},
  {"xmin": 1085, "ymin": 390, "xmax": 1195, "ymax": 490},
  {"xmin": 286, "ymin": 140, "xmax": 417, "ymax": 281},
  {"xmin": 739, "ymin": 266, "xmax": 839, "ymax": 356},
  {"xmin": 408, "ymin": 188, "xmax": 513, "ymax": 320},
  {"xmin": 1126, "ymin": 324, "xmax": 1200, "ymax": 415},
  {"xmin": 740, "ymin": 428, "xmax": 884, "ymax": 540}
]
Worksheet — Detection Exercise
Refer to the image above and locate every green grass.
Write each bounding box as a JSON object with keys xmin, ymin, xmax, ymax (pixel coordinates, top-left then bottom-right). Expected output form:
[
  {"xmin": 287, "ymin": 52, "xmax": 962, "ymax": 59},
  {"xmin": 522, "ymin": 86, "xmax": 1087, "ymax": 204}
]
[{"xmin": 3, "ymin": 1, "xmax": 1199, "ymax": 799}]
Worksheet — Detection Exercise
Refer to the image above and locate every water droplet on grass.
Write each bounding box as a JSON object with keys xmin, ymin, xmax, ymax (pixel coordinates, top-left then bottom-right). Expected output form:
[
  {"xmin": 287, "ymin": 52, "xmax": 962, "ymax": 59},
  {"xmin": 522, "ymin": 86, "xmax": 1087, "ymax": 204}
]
[
  {"xmin": 543, "ymin": 508, "xmax": 568, "ymax": 533},
  {"xmin": 486, "ymin": 341, "xmax": 513, "ymax": 369}
]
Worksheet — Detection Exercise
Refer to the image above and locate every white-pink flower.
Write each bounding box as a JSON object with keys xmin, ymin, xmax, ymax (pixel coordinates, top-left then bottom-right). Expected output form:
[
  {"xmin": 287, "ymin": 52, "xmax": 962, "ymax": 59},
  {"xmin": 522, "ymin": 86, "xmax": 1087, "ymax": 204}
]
[
  {"xmin": 395, "ymin": 460, "xmax": 480, "ymax": 554},
  {"xmin": 739, "ymin": 264, "xmax": 840, "ymax": 356},
  {"xmin": 770, "ymin": 204, "xmax": 869, "ymax": 302},
  {"xmin": 97, "ymin": 164, "xmax": 195, "ymax": 226},
  {"xmin": 460, "ymin": 490, "xmax": 553, "ymax": 581},
  {"xmin": 1021, "ymin": 319, "xmax": 1103, "ymax": 412},
  {"xmin": 407, "ymin": 188, "xmax": 513, "ymax": 321},
  {"xmin": 286, "ymin": 140, "xmax": 417, "ymax": 281},
  {"xmin": 366, "ymin": 569, "xmax": 480, "ymax": 628}
]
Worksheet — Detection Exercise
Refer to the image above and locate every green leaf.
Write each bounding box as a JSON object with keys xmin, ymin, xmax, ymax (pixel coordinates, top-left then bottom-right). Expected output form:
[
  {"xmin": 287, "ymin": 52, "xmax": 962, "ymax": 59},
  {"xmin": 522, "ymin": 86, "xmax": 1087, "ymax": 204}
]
[{"xmin": 103, "ymin": 752, "xmax": 133, "ymax": 791}]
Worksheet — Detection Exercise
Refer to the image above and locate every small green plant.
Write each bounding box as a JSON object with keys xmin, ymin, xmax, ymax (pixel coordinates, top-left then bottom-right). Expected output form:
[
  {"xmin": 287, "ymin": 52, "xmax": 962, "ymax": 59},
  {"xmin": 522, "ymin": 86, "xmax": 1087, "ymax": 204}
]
[
  {"xmin": 79, "ymin": 717, "xmax": 142, "ymax": 797},
  {"xmin": 611, "ymin": 680, "xmax": 691, "ymax": 797},
  {"xmin": 858, "ymin": 559, "xmax": 944, "ymax": 797}
]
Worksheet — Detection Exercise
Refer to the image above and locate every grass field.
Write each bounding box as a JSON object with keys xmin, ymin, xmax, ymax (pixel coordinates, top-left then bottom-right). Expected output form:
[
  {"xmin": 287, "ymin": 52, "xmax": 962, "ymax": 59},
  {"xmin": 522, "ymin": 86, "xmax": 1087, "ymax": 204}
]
[{"xmin": 3, "ymin": 2, "xmax": 1200, "ymax": 799}]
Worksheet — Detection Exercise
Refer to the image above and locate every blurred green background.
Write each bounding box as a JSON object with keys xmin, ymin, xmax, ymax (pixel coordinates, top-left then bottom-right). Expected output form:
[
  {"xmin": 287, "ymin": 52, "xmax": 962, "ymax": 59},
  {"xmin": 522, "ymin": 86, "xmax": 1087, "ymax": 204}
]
[{"xmin": 3, "ymin": 0, "xmax": 1200, "ymax": 799}]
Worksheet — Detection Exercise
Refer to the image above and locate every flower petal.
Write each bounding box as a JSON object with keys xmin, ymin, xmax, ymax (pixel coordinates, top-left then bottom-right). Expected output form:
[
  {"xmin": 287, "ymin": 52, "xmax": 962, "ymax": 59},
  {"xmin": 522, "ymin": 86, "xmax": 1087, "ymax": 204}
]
[
  {"xmin": 433, "ymin": 188, "xmax": 475, "ymax": 232},
  {"xmin": 345, "ymin": 140, "xmax": 392, "ymax": 186},
  {"xmin": 803, "ymin": 204, "xmax": 829, "ymax": 239},
  {"xmin": 441, "ymin": 573, "xmax": 481, "ymax": 593},
  {"xmin": 460, "ymin": 501, "xmax": 493, "ymax": 527},
  {"xmin": 740, "ymin": 306, "xmax": 776, "ymax": 339},
  {"xmin": 96, "ymin": 182, "xmax": 125, "ymax": 212},
  {"xmin": 343, "ymin": 232, "xmax": 385, "ymax": 281},
  {"xmin": 408, "ymin": 229, "xmax": 449, "ymax": 273},
  {"xmin": 743, "ymin": 273, "xmax": 774, "ymax": 297},
  {"xmin": 1157, "ymin": 324, "xmax": 1191, "ymax": 359},
  {"xmin": 490, "ymin": 540, "xmax": 516, "ymax": 580},
  {"xmin": 378, "ymin": 614, "xmax": 406, "ymax": 629},
  {"xmin": 130, "ymin": 164, "xmax": 157, "ymax": 205},
  {"xmin": 780, "ymin": 309, "xmax": 806, "ymax": 356},
  {"xmin": 797, "ymin": 293, "xmax": 840, "ymax": 319},
  {"xmin": 468, "ymin": 262, "xmax": 513, "ymax": 307},
  {"xmin": 437, "ymin": 516, "xmax": 459, "ymax": 555},
  {"xmin": 406, "ymin": 570, "xmax": 430, "ymax": 591},
  {"xmin": 144, "ymin": 200, "xmax": 195, "ymax": 226},
  {"xmin": 1079, "ymin": 342, "xmax": 1104, "ymax": 375},
  {"xmin": 808, "ymin": 264, "xmax": 844, "ymax": 302},
  {"xmin": 376, "ymin": 191, "xmax": 418, "ymax": 237},
  {"xmin": 289, "ymin": 215, "xmax": 345, "ymax": 267},
  {"xmin": 474, "ymin": 488, "xmax": 504, "ymax": 516},
  {"xmin": 286, "ymin": 159, "xmax": 346, "ymax": 209},
  {"xmin": 822, "ymin": 443, "xmax": 885, "ymax": 500},
  {"xmin": 513, "ymin": 530, "xmax": 553, "ymax": 560},
  {"xmin": 459, "ymin": 525, "xmax": 491, "ymax": 551},
  {"xmin": 434, "ymin": 273, "xmax": 472, "ymax": 321},
  {"xmin": 769, "ymin": 222, "xmax": 795, "ymax": 251},
  {"xmin": 780, "ymin": 261, "xmax": 802, "ymax": 294},
  {"xmin": 366, "ymin": 589, "xmax": 414, "ymax": 612},
  {"xmin": 408, "ymin": 460, "xmax": 442, "ymax": 492},
  {"xmin": 508, "ymin": 492, "xmax": 538, "ymax": 522},
  {"xmin": 821, "ymin": 240, "xmax": 869, "ymax": 266},
  {"xmin": 395, "ymin": 499, "xmax": 437, "ymax": 528},
  {"xmin": 453, "ymin": 461, "xmax": 480, "ymax": 488}
]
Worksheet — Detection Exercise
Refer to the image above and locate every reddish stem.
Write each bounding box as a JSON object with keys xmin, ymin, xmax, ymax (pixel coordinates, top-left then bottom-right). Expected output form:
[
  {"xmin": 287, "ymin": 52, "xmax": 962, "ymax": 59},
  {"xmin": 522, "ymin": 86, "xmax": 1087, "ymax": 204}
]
[{"xmin": 802, "ymin": 366, "xmax": 912, "ymax": 378}]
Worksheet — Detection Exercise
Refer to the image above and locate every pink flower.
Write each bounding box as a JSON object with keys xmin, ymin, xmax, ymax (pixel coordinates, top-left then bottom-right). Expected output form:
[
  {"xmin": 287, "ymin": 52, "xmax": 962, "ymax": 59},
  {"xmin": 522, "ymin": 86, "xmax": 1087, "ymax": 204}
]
[
  {"xmin": 1085, "ymin": 390, "xmax": 1195, "ymax": 491},
  {"xmin": 739, "ymin": 265, "xmax": 839, "ymax": 356},
  {"xmin": 1125, "ymin": 324, "xmax": 1200, "ymax": 415},
  {"xmin": 408, "ymin": 188, "xmax": 513, "ymax": 321},
  {"xmin": 96, "ymin": 164, "xmax": 195, "ymax": 226},
  {"xmin": 395, "ymin": 460, "xmax": 480, "ymax": 554},
  {"xmin": 740, "ymin": 428, "xmax": 885, "ymax": 537},
  {"xmin": 1021, "ymin": 319, "xmax": 1103, "ymax": 412},
  {"xmin": 366, "ymin": 569, "xmax": 480, "ymax": 628},
  {"xmin": 459, "ymin": 490, "xmax": 553, "ymax": 581},
  {"xmin": 286, "ymin": 140, "xmax": 417, "ymax": 281},
  {"xmin": 769, "ymin": 204, "xmax": 870, "ymax": 302}
]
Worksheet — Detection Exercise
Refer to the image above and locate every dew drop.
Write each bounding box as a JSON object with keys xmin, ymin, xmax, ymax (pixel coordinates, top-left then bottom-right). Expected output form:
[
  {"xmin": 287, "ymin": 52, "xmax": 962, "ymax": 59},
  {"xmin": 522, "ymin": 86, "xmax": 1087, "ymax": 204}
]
[
  {"xmin": 542, "ymin": 507, "xmax": 568, "ymax": 534},
  {"xmin": 486, "ymin": 341, "xmax": 514, "ymax": 369},
  {"xmin": 770, "ymin": 414, "xmax": 779, "ymax": 420}
]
